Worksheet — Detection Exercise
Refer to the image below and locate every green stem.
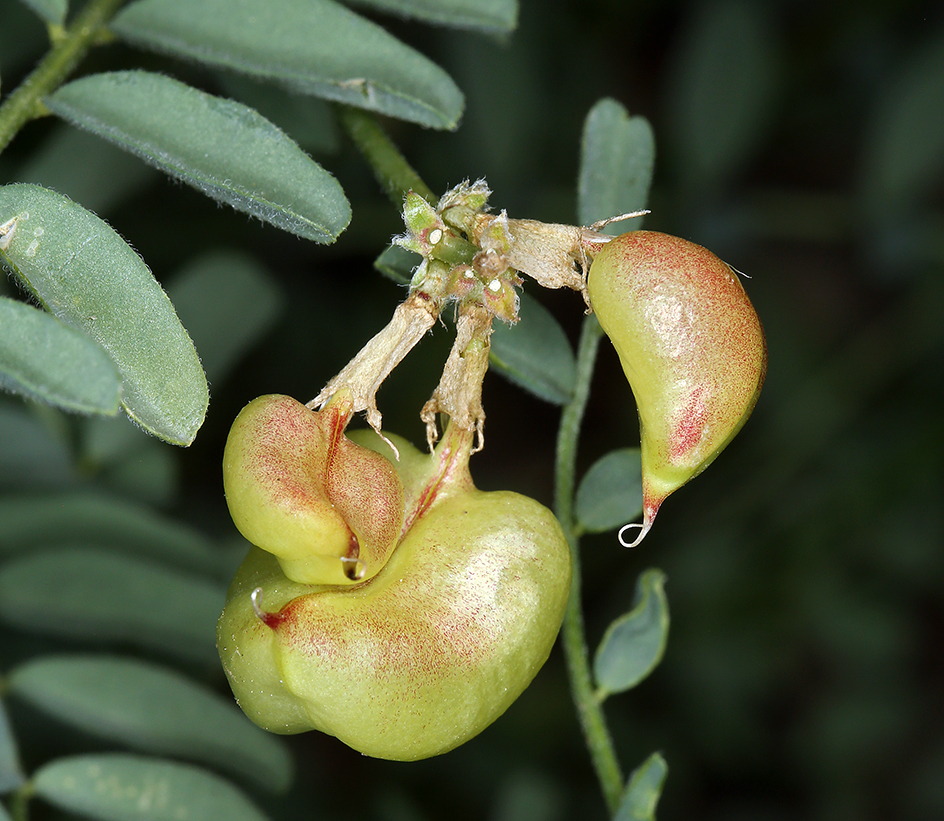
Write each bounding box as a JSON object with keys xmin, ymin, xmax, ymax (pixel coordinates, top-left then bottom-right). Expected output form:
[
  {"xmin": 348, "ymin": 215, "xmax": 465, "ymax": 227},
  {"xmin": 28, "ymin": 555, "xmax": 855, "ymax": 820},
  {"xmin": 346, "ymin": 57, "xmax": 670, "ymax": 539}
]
[
  {"xmin": 336, "ymin": 105, "xmax": 437, "ymax": 207},
  {"xmin": 0, "ymin": 0, "xmax": 127, "ymax": 155},
  {"xmin": 555, "ymin": 313, "xmax": 624, "ymax": 816},
  {"xmin": 9, "ymin": 783, "xmax": 32, "ymax": 821}
]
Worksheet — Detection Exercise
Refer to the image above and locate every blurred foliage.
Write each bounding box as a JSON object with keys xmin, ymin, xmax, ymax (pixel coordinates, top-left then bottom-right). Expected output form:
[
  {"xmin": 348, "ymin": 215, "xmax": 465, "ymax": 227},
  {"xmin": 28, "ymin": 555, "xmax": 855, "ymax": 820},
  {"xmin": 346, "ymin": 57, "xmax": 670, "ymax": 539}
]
[{"xmin": 2, "ymin": 0, "xmax": 943, "ymax": 820}]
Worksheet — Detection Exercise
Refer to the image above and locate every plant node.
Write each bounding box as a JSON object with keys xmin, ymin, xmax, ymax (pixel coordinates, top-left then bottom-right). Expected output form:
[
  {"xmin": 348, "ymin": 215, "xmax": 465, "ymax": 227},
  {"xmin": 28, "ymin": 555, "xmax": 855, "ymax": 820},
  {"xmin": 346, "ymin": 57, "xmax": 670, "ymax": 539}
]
[{"xmin": 313, "ymin": 180, "xmax": 641, "ymax": 450}]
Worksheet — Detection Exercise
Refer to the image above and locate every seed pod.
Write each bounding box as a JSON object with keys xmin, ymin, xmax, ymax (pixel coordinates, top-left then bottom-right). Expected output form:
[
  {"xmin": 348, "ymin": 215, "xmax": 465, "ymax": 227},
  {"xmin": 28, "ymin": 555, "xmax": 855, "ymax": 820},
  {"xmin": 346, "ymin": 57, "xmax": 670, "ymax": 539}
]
[
  {"xmin": 217, "ymin": 428, "xmax": 571, "ymax": 760},
  {"xmin": 222, "ymin": 393, "xmax": 403, "ymax": 585},
  {"xmin": 587, "ymin": 231, "xmax": 767, "ymax": 545}
]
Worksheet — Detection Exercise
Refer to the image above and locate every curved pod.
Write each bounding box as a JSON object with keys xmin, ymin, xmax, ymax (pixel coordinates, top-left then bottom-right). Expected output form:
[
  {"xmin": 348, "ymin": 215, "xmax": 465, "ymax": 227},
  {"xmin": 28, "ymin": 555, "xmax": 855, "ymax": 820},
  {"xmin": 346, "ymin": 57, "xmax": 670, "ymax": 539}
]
[
  {"xmin": 218, "ymin": 429, "xmax": 571, "ymax": 760},
  {"xmin": 588, "ymin": 231, "xmax": 767, "ymax": 544}
]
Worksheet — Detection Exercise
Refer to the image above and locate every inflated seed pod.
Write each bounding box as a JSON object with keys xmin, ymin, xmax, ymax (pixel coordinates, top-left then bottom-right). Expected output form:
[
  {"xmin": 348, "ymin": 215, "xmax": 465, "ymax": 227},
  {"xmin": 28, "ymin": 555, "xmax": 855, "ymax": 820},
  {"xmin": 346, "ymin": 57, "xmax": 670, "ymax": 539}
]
[
  {"xmin": 222, "ymin": 393, "xmax": 403, "ymax": 585},
  {"xmin": 217, "ymin": 426, "xmax": 571, "ymax": 760},
  {"xmin": 587, "ymin": 230, "xmax": 767, "ymax": 545}
]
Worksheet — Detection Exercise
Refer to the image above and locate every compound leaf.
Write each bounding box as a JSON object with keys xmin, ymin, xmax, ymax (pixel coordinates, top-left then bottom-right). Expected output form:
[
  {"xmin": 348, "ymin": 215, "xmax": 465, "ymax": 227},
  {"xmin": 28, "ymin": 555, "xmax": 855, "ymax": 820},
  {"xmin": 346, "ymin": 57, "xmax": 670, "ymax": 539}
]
[
  {"xmin": 0, "ymin": 547, "xmax": 224, "ymax": 665},
  {"xmin": 614, "ymin": 753, "xmax": 668, "ymax": 821},
  {"xmin": 46, "ymin": 71, "xmax": 350, "ymax": 243},
  {"xmin": 9, "ymin": 656, "xmax": 292, "ymax": 793},
  {"xmin": 594, "ymin": 569, "xmax": 669, "ymax": 698},
  {"xmin": 0, "ymin": 490, "xmax": 220, "ymax": 574},
  {"xmin": 578, "ymin": 98, "xmax": 655, "ymax": 232},
  {"xmin": 0, "ymin": 296, "xmax": 121, "ymax": 415},
  {"xmin": 34, "ymin": 754, "xmax": 271, "ymax": 821},
  {"xmin": 112, "ymin": 0, "xmax": 464, "ymax": 129},
  {"xmin": 0, "ymin": 183, "xmax": 208, "ymax": 445},
  {"xmin": 575, "ymin": 448, "xmax": 644, "ymax": 533}
]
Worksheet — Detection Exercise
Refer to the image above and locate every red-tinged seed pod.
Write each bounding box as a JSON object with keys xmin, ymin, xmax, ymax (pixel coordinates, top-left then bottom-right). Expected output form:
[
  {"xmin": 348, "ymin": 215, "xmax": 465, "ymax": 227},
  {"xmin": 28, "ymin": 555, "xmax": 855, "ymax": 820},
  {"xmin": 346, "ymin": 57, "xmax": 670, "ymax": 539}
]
[
  {"xmin": 587, "ymin": 231, "xmax": 767, "ymax": 545},
  {"xmin": 217, "ymin": 425, "xmax": 571, "ymax": 760},
  {"xmin": 222, "ymin": 392, "xmax": 403, "ymax": 585}
]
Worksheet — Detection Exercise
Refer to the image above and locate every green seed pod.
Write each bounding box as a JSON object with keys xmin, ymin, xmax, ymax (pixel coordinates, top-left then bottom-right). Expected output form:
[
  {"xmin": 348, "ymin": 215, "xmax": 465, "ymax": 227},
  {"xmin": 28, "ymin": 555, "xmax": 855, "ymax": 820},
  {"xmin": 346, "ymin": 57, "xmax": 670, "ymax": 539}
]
[
  {"xmin": 222, "ymin": 393, "xmax": 403, "ymax": 585},
  {"xmin": 217, "ymin": 424, "xmax": 571, "ymax": 760},
  {"xmin": 587, "ymin": 231, "xmax": 767, "ymax": 545}
]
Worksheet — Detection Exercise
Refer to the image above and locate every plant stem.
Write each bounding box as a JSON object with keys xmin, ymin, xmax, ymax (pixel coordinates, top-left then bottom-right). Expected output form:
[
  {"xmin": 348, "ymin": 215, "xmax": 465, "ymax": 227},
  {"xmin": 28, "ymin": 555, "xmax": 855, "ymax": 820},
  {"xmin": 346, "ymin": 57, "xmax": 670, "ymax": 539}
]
[
  {"xmin": 555, "ymin": 313, "xmax": 624, "ymax": 815},
  {"xmin": 9, "ymin": 784, "xmax": 31, "ymax": 821},
  {"xmin": 0, "ymin": 0, "xmax": 127, "ymax": 155},
  {"xmin": 336, "ymin": 105, "xmax": 437, "ymax": 207}
]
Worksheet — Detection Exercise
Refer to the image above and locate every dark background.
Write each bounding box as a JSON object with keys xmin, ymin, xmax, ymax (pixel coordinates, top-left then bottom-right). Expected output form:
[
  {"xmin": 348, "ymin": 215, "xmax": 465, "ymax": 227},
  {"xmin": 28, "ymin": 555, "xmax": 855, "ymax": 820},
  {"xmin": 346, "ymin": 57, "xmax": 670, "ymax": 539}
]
[{"xmin": 2, "ymin": 0, "xmax": 943, "ymax": 819}]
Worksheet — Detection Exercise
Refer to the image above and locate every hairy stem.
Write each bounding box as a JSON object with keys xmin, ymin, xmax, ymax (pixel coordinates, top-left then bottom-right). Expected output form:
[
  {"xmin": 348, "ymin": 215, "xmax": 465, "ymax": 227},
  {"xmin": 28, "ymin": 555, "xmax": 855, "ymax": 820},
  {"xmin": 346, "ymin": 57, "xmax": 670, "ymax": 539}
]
[
  {"xmin": 336, "ymin": 105, "xmax": 437, "ymax": 207},
  {"xmin": 555, "ymin": 313, "xmax": 624, "ymax": 815},
  {"xmin": 0, "ymin": 0, "xmax": 127, "ymax": 155}
]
